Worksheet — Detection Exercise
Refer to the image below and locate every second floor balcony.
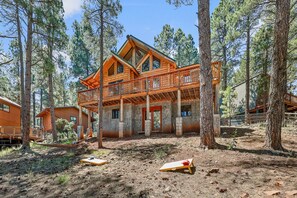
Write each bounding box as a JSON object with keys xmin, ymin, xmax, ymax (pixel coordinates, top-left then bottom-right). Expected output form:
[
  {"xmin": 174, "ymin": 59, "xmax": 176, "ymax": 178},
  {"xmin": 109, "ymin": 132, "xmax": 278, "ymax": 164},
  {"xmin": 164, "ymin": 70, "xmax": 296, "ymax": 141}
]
[{"xmin": 78, "ymin": 62, "xmax": 221, "ymax": 106}]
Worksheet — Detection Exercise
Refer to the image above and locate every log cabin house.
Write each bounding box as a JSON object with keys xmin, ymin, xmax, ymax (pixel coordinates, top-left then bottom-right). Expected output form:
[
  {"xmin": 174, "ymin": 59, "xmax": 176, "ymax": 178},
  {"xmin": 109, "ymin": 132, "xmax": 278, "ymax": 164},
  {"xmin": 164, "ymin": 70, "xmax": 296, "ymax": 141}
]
[
  {"xmin": 36, "ymin": 106, "xmax": 95, "ymax": 132},
  {"xmin": 78, "ymin": 35, "xmax": 221, "ymax": 138}
]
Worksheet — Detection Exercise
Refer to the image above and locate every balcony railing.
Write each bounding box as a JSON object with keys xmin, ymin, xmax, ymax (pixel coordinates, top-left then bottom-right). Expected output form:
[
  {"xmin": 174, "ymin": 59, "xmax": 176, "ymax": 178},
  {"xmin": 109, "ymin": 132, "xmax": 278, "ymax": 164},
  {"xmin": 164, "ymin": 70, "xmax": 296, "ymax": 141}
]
[{"xmin": 78, "ymin": 62, "xmax": 221, "ymax": 105}]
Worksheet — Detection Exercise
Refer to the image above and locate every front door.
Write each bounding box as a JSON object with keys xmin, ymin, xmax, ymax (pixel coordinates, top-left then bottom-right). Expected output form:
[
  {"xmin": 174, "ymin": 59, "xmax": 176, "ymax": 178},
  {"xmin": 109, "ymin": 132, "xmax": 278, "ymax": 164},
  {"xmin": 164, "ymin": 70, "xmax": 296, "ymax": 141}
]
[{"xmin": 142, "ymin": 106, "xmax": 162, "ymax": 132}]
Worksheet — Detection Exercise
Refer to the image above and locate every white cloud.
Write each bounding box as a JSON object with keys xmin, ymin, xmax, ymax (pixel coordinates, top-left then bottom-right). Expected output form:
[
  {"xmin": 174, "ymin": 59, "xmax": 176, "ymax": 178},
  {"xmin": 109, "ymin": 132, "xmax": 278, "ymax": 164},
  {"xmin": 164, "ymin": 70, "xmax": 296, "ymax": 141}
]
[{"xmin": 62, "ymin": 0, "xmax": 82, "ymax": 18}]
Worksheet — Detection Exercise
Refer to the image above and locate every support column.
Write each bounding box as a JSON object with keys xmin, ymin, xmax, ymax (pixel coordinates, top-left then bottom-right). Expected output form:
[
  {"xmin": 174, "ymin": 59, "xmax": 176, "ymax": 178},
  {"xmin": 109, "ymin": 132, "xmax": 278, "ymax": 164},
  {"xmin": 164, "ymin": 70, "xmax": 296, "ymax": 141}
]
[
  {"xmin": 87, "ymin": 110, "xmax": 93, "ymax": 137},
  {"xmin": 176, "ymin": 89, "xmax": 183, "ymax": 136},
  {"xmin": 214, "ymin": 83, "xmax": 220, "ymax": 114},
  {"xmin": 78, "ymin": 106, "xmax": 84, "ymax": 140},
  {"xmin": 119, "ymin": 98, "xmax": 124, "ymax": 138},
  {"xmin": 145, "ymin": 94, "xmax": 151, "ymax": 136},
  {"xmin": 214, "ymin": 83, "xmax": 221, "ymax": 136}
]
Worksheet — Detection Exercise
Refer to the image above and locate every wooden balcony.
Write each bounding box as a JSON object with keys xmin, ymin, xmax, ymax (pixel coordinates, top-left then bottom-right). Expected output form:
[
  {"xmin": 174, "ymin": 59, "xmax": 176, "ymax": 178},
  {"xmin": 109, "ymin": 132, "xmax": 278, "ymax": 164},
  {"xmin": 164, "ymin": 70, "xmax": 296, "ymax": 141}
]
[{"xmin": 78, "ymin": 62, "xmax": 221, "ymax": 109}]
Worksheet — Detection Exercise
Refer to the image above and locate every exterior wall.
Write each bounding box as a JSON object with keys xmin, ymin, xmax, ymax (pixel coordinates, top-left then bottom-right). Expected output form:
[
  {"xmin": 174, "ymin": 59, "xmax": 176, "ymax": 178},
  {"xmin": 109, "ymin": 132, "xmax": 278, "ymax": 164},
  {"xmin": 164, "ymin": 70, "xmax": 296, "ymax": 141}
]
[
  {"xmin": 0, "ymin": 100, "xmax": 20, "ymax": 126},
  {"xmin": 102, "ymin": 104, "xmax": 133, "ymax": 137},
  {"xmin": 172, "ymin": 99, "xmax": 200, "ymax": 133},
  {"xmin": 101, "ymin": 99, "xmax": 202, "ymax": 138},
  {"xmin": 41, "ymin": 108, "xmax": 89, "ymax": 132}
]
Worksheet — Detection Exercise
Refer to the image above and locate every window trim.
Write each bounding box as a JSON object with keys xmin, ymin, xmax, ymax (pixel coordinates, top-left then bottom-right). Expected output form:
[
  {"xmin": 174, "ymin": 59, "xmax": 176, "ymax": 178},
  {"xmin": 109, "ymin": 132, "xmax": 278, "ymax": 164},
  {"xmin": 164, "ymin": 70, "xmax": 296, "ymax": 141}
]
[{"xmin": 0, "ymin": 103, "xmax": 10, "ymax": 113}]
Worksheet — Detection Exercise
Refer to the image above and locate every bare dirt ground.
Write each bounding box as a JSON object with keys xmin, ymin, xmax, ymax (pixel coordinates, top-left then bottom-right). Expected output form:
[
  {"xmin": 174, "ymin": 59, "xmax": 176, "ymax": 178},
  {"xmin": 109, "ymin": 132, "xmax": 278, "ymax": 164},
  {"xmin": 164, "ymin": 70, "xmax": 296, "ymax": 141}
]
[{"xmin": 0, "ymin": 126, "xmax": 297, "ymax": 198}]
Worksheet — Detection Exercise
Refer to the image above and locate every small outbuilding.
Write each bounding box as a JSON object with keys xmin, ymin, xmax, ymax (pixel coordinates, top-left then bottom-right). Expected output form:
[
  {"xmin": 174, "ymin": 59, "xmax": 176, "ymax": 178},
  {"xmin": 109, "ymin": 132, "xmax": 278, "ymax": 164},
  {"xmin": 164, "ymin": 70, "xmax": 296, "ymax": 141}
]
[
  {"xmin": 0, "ymin": 96, "xmax": 21, "ymax": 127},
  {"xmin": 36, "ymin": 106, "xmax": 95, "ymax": 132}
]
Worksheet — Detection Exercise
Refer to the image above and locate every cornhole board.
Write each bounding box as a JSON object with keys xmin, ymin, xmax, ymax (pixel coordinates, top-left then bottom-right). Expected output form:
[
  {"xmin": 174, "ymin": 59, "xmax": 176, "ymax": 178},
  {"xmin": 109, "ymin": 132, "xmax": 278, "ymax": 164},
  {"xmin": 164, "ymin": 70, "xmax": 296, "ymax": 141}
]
[
  {"xmin": 80, "ymin": 158, "xmax": 108, "ymax": 166},
  {"xmin": 159, "ymin": 158, "xmax": 194, "ymax": 174}
]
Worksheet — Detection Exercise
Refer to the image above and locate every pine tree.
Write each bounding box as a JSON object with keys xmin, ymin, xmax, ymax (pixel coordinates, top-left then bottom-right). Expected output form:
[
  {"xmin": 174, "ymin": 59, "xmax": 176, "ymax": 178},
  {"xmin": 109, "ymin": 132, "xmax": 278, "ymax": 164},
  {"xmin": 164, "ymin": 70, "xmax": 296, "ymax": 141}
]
[
  {"xmin": 83, "ymin": 0, "xmax": 124, "ymax": 148},
  {"xmin": 154, "ymin": 24, "xmax": 175, "ymax": 57}
]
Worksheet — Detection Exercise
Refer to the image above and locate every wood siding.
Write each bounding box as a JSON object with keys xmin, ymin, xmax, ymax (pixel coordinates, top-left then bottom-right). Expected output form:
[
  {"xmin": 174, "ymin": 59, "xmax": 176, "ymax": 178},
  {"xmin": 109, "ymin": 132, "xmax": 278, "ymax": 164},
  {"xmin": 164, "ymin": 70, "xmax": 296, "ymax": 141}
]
[{"xmin": 0, "ymin": 99, "xmax": 21, "ymax": 127}]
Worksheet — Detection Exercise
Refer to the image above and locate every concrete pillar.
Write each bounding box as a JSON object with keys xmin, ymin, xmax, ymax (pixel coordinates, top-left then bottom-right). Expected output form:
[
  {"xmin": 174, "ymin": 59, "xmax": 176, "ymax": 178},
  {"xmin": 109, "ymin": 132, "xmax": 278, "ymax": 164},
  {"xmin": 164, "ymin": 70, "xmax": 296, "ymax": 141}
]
[
  {"xmin": 214, "ymin": 83, "xmax": 220, "ymax": 114},
  {"xmin": 119, "ymin": 98, "xmax": 124, "ymax": 138},
  {"xmin": 145, "ymin": 94, "xmax": 151, "ymax": 136},
  {"xmin": 176, "ymin": 89, "xmax": 183, "ymax": 136},
  {"xmin": 213, "ymin": 114, "xmax": 221, "ymax": 137}
]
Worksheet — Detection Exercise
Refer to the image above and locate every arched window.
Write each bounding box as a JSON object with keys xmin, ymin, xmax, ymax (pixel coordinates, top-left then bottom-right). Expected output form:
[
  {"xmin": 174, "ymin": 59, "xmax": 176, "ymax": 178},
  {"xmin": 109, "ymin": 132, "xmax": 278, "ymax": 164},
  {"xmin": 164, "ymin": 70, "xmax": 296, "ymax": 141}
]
[{"xmin": 108, "ymin": 64, "xmax": 115, "ymax": 76}]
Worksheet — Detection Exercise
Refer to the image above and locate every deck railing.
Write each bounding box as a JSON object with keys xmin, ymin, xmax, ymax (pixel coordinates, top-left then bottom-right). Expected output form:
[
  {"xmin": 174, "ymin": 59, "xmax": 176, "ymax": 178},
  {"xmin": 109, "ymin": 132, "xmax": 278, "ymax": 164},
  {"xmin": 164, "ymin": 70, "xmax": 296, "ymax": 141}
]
[{"xmin": 78, "ymin": 62, "xmax": 221, "ymax": 105}]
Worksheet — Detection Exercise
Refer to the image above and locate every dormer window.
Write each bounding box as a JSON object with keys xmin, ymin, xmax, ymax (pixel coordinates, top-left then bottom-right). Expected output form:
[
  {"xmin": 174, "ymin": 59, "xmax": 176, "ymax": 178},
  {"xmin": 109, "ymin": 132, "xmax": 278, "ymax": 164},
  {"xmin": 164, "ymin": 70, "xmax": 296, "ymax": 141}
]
[
  {"xmin": 153, "ymin": 57, "xmax": 160, "ymax": 70},
  {"xmin": 117, "ymin": 64, "xmax": 123, "ymax": 74},
  {"xmin": 108, "ymin": 64, "xmax": 115, "ymax": 76},
  {"xmin": 142, "ymin": 57, "xmax": 150, "ymax": 72}
]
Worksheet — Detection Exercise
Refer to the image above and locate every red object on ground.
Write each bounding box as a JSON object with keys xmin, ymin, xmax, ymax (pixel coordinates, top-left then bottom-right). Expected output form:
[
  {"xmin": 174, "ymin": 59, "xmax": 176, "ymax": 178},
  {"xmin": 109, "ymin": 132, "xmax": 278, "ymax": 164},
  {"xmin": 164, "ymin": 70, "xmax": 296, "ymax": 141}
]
[{"xmin": 182, "ymin": 160, "xmax": 190, "ymax": 166}]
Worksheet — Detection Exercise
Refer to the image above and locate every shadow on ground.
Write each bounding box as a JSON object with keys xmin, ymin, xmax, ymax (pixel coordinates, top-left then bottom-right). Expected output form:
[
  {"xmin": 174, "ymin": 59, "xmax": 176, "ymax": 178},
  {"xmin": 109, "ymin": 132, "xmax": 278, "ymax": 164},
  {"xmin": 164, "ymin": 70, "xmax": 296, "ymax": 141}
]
[{"xmin": 220, "ymin": 127, "xmax": 255, "ymax": 138}]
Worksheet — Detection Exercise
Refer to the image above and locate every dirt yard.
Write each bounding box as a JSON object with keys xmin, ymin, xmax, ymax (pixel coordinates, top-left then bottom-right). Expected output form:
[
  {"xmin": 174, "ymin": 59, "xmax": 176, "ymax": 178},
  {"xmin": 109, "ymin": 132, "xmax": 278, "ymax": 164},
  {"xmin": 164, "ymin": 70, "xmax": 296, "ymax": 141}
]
[{"xmin": 0, "ymin": 126, "xmax": 296, "ymax": 198}]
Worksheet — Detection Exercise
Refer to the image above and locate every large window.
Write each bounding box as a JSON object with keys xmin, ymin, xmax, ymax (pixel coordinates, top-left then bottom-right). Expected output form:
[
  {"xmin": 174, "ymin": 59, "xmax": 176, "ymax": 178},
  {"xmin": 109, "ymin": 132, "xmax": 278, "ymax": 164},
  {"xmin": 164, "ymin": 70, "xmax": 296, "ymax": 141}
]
[
  {"xmin": 112, "ymin": 109, "xmax": 119, "ymax": 119},
  {"xmin": 0, "ymin": 103, "xmax": 10, "ymax": 112},
  {"xmin": 70, "ymin": 116, "xmax": 77, "ymax": 124},
  {"xmin": 108, "ymin": 64, "xmax": 115, "ymax": 76},
  {"xmin": 181, "ymin": 105, "xmax": 192, "ymax": 117},
  {"xmin": 153, "ymin": 56, "xmax": 160, "ymax": 70},
  {"xmin": 117, "ymin": 63, "xmax": 123, "ymax": 74},
  {"xmin": 142, "ymin": 57, "xmax": 150, "ymax": 72}
]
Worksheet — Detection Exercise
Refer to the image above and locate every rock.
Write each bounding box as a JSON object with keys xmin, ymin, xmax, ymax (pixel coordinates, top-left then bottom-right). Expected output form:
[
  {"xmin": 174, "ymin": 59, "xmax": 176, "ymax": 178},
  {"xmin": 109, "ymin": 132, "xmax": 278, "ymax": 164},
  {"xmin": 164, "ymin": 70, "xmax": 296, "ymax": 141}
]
[
  {"xmin": 264, "ymin": 190, "xmax": 281, "ymax": 196},
  {"xmin": 219, "ymin": 188, "xmax": 227, "ymax": 193},
  {"xmin": 208, "ymin": 168, "xmax": 219, "ymax": 174},
  {"xmin": 164, "ymin": 186, "xmax": 171, "ymax": 192},
  {"xmin": 241, "ymin": 192, "xmax": 249, "ymax": 198},
  {"xmin": 286, "ymin": 190, "xmax": 297, "ymax": 196},
  {"xmin": 162, "ymin": 177, "xmax": 169, "ymax": 181},
  {"xmin": 210, "ymin": 181, "xmax": 218, "ymax": 184},
  {"xmin": 274, "ymin": 181, "xmax": 284, "ymax": 187}
]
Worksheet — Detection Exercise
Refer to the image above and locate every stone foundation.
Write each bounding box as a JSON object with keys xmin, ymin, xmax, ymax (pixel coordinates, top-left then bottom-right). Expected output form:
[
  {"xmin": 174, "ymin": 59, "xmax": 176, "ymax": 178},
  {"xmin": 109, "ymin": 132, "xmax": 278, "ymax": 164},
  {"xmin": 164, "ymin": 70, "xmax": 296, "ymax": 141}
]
[
  {"xmin": 176, "ymin": 117, "xmax": 183, "ymax": 136},
  {"xmin": 119, "ymin": 122, "xmax": 124, "ymax": 138},
  {"xmin": 145, "ymin": 120, "xmax": 151, "ymax": 136}
]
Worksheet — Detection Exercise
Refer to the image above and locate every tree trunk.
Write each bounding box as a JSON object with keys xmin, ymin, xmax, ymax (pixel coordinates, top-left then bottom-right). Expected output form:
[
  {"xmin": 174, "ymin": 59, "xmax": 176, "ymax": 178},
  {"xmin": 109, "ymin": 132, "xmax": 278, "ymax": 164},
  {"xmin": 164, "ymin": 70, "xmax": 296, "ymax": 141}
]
[
  {"xmin": 263, "ymin": 48, "xmax": 269, "ymax": 112},
  {"xmin": 98, "ymin": 1, "xmax": 104, "ymax": 148},
  {"xmin": 222, "ymin": 45, "xmax": 227, "ymax": 91},
  {"xmin": 22, "ymin": 0, "xmax": 33, "ymax": 150},
  {"xmin": 16, "ymin": 1, "xmax": 25, "ymax": 143},
  {"xmin": 265, "ymin": 0, "xmax": 290, "ymax": 150},
  {"xmin": 48, "ymin": 72, "xmax": 57, "ymax": 142},
  {"xmin": 40, "ymin": 88, "xmax": 43, "ymax": 128},
  {"xmin": 198, "ymin": 0, "xmax": 216, "ymax": 149},
  {"xmin": 33, "ymin": 91, "xmax": 36, "ymax": 127},
  {"xmin": 245, "ymin": 16, "xmax": 250, "ymax": 125}
]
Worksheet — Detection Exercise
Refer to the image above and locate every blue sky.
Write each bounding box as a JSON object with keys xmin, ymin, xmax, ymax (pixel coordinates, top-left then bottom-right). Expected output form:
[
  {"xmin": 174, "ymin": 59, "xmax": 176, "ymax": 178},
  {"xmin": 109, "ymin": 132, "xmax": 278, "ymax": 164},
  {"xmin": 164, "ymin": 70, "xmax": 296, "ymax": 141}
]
[{"xmin": 63, "ymin": 0, "xmax": 220, "ymax": 50}]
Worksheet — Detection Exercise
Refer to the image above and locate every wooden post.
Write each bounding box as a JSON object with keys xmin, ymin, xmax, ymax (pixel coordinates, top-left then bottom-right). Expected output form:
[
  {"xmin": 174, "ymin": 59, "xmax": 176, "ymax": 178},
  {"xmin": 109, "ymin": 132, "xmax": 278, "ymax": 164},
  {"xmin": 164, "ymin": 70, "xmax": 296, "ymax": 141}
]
[
  {"xmin": 78, "ymin": 106, "xmax": 84, "ymax": 140},
  {"xmin": 146, "ymin": 94, "xmax": 150, "ymax": 120},
  {"xmin": 214, "ymin": 83, "xmax": 220, "ymax": 114},
  {"xmin": 145, "ymin": 94, "xmax": 151, "ymax": 136},
  {"xmin": 177, "ymin": 89, "xmax": 181, "ymax": 117},
  {"xmin": 120, "ymin": 98, "xmax": 124, "ymax": 122},
  {"xmin": 87, "ymin": 110, "xmax": 92, "ymax": 137},
  {"xmin": 132, "ymin": 48, "xmax": 136, "ymax": 66}
]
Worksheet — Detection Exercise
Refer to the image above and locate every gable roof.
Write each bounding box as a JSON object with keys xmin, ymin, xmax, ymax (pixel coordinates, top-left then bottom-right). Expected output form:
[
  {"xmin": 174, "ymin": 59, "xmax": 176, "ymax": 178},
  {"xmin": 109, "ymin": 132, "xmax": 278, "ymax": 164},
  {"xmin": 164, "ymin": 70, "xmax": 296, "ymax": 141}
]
[
  {"xmin": 36, "ymin": 106, "xmax": 91, "ymax": 119},
  {"xmin": 0, "ymin": 96, "xmax": 21, "ymax": 108},
  {"xmin": 80, "ymin": 52, "xmax": 139, "ymax": 88},
  {"xmin": 118, "ymin": 35, "xmax": 176, "ymax": 64}
]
